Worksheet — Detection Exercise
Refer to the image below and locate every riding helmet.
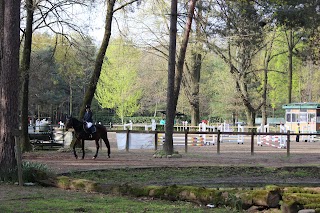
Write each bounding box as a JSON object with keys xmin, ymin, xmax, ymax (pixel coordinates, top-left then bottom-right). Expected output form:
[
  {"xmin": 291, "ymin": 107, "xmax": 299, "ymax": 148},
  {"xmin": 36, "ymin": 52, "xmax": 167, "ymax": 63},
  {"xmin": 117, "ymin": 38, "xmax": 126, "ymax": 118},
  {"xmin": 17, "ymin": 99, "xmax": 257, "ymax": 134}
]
[{"xmin": 85, "ymin": 104, "xmax": 91, "ymax": 109}]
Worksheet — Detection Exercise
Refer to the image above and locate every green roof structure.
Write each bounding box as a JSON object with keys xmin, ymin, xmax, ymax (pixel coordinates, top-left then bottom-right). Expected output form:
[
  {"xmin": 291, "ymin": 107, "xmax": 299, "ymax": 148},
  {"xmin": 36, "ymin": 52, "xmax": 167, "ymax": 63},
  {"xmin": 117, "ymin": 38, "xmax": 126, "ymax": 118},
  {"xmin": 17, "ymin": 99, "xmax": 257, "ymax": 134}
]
[{"xmin": 282, "ymin": 102, "xmax": 320, "ymax": 109}]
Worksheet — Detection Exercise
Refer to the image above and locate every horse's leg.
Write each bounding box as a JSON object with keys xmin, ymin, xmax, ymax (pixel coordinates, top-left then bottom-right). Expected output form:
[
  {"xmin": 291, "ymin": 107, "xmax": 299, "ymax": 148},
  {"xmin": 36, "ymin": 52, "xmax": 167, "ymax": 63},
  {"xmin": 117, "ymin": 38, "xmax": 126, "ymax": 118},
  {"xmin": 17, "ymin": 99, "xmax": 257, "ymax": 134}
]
[
  {"xmin": 73, "ymin": 139, "xmax": 78, "ymax": 159},
  {"xmin": 81, "ymin": 139, "xmax": 85, "ymax": 159},
  {"xmin": 93, "ymin": 139, "xmax": 100, "ymax": 159},
  {"xmin": 102, "ymin": 133, "xmax": 111, "ymax": 158}
]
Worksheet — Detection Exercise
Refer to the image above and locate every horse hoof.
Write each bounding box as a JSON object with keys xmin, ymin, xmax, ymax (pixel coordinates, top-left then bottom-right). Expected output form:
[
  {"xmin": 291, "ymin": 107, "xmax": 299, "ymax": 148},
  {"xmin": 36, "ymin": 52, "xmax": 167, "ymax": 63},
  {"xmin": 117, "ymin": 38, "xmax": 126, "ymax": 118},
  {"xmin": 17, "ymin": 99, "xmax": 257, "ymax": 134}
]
[
  {"xmin": 75, "ymin": 156, "xmax": 78, "ymax": 159},
  {"xmin": 92, "ymin": 157, "xmax": 96, "ymax": 160}
]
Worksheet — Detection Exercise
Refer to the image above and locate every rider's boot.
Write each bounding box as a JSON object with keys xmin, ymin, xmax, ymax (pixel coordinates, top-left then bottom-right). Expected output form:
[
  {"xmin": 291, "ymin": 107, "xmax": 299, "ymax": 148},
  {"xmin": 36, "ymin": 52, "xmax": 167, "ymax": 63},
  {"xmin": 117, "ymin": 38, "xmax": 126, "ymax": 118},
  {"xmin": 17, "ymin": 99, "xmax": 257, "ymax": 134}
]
[{"xmin": 89, "ymin": 126, "xmax": 95, "ymax": 138}]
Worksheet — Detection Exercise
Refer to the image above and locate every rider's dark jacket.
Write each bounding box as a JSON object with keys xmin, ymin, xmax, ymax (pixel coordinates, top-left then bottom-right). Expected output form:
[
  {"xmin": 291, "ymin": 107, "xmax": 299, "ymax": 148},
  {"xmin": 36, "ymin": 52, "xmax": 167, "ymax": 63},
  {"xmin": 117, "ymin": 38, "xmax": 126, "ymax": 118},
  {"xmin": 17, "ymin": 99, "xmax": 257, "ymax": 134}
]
[{"xmin": 83, "ymin": 110, "xmax": 93, "ymax": 123}]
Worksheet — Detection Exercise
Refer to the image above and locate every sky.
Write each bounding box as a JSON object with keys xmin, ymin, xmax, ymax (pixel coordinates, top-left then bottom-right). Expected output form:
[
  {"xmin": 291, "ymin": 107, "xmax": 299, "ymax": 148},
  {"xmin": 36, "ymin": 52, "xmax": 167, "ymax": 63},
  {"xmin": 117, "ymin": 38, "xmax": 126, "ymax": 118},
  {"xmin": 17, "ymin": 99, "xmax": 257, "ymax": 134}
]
[
  {"xmin": 26, "ymin": 0, "xmax": 174, "ymax": 48},
  {"xmin": 73, "ymin": 0, "xmax": 172, "ymax": 48}
]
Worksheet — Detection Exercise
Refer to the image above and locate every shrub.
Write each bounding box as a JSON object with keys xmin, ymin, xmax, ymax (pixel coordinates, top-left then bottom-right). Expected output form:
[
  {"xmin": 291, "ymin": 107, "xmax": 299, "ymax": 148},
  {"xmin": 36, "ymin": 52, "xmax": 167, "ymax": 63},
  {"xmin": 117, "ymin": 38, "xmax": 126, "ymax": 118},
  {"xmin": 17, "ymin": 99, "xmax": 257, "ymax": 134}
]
[{"xmin": 22, "ymin": 161, "xmax": 54, "ymax": 182}]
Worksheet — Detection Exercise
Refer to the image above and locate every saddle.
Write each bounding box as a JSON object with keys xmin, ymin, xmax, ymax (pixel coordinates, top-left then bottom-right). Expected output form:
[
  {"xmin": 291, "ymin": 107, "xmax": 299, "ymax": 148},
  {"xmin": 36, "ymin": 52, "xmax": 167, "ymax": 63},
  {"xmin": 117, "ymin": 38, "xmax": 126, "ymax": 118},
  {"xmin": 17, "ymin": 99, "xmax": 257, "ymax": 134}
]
[{"xmin": 83, "ymin": 122, "xmax": 96, "ymax": 137}]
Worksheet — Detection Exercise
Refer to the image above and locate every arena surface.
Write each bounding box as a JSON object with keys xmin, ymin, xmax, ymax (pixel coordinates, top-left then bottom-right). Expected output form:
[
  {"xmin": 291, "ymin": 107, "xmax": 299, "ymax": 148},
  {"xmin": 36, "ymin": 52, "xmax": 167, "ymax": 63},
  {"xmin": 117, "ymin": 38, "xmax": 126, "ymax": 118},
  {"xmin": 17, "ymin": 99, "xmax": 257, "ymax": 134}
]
[{"xmin": 23, "ymin": 132, "xmax": 320, "ymax": 174}]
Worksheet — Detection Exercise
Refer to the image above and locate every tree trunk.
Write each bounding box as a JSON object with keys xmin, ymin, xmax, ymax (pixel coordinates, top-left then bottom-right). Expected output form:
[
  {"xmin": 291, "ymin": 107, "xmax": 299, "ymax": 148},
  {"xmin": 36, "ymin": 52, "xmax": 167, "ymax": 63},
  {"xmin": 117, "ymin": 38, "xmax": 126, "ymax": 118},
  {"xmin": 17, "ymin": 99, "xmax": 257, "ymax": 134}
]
[
  {"xmin": 261, "ymin": 37, "xmax": 274, "ymax": 126},
  {"xmin": 189, "ymin": 52, "xmax": 201, "ymax": 126},
  {"xmin": 173, "ymin": 0, "xmax": 197, "ymax": 106},
  {"xmin": 234, "ymin": 73, "xmax": 256, "ymax": 127},
  {"xmin": 0, "ymin": 0, "xmax": 21, "ymax": 180},
  {"xmin": 78, "ymin": 0, "xmax": 116, "ymax": 119},
  {"xmin": 287, "ymin": 30, "xmax": 293, "ymax": 104},
  {"xmin": 69, "ymin": 79, "xmax": 73, "ymax": 115},
  {"xmin": 185, "ymin": 1, "xmax": 202, "ymax": 126},
  {"xmin": 244, "ymin": 106, "xmax": 256, "ymax": 127},
  {"xmin": 164, "ymin": 0, "xmax": 178, "ymax": 155},
  {"xmin": 20, "ymin": 0, "xmax": 34, "ymax": 152},
  {"xmin": 261, "ymin": 65, "xmax": 268, "ymax": 126},
  {"xmin": 165, "ymin": 0, "xmax": 196, "ymax": 154}
]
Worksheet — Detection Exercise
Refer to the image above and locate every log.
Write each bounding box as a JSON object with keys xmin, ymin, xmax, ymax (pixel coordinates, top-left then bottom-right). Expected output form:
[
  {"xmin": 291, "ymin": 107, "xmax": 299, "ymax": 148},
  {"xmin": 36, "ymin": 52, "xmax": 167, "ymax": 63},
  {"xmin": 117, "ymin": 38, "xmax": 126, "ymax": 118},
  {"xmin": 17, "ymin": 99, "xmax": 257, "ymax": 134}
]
[{"xmin": 241, "ymin": 188, "xmax": 282, "ymax": 208}]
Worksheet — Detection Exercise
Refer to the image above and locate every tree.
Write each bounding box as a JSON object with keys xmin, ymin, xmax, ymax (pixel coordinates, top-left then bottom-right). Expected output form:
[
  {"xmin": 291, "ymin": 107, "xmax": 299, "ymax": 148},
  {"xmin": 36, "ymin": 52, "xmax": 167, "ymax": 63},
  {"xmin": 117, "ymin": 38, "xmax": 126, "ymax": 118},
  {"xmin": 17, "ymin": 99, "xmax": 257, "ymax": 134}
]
[
  {"xmin": 173, "ymin": 0, "xmax": 197, "ymax": 123},
  {"xmin": 25, "ymin": 33, "xmax": 94, "ymax": 123},
  {"xmin": 136, "ymin": 50, "xmax": 167, "ymax": 116},
  {"xmin": 205, "ymin": 0, "xmax": 266, "ymax": 126},
  {"xmin": 272, "ymin": 0, "xmax": 320, "ymax": 103},
  {"xmin": 95, "ymin": 38, "xmax": 142, "ymax": 124},
  {"xmin": 54, "ymin": 35, "xmax": 94, "ymax": 116},
  {"xmin": 260, "ymin": 28, "xmax": 278, "ymax": 125},
  {"xmin": 183, "ymin": 0, "xmax": 203, "ymax": 125},
  {"xmin": 164, "ymin": 0, "xmax": 178, "ymax": 155},
  {"xmin": 0, "ymin": 0, "xmax": 21, "ymax": 180},
  {"xmin": 19, "ymin": 0, "xmax": 95, "ymax": 152},
  {"xmin": 20, "ymin": 0, "xmax": 34, "ymax": 152},
  {"xmin": 201, "ymin": 53, "xmax": 241, "ymax": 122},
  {"xmin": 267, "ymin": 28, "xmax": 307, "ymax": 111},
  {"xmin": 79, "ymin": 0, "xmax": 140, "ymax": 119}
]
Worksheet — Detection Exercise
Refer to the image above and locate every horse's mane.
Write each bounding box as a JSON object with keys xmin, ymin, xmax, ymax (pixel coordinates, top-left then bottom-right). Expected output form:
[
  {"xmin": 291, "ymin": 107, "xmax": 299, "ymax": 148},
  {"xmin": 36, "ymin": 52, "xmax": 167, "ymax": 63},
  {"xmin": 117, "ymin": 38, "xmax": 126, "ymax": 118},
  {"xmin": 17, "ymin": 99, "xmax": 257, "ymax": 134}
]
[{"xmin": 69, "ymin": 117, "xmax": 82, "ymax": 125}]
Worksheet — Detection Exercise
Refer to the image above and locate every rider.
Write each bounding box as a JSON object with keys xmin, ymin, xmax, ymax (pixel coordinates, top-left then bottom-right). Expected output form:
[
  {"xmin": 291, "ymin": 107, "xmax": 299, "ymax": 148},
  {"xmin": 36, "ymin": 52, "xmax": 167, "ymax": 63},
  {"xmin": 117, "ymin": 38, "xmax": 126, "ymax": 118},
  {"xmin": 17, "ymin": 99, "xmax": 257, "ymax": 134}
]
[{"xmin": 83, "ymin": 104, "xmax": 94, "ymax": 137}]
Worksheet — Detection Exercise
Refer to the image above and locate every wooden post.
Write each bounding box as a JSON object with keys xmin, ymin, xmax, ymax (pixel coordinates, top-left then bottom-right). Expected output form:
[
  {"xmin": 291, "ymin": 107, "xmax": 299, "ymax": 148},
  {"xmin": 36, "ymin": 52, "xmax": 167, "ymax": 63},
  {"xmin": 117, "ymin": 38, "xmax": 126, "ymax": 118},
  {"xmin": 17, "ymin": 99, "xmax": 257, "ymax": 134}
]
[
  {"xmin": 62, "ymin": 127, "xmax": 65, "ymax": 147},
  {"xmin": 217, "ymin": 130, "xmax": 221, "ymax": 155},
  {"xmin": 184, "ymin": 129, "xmax": 188, "ymax": 153},
  {"xmin": 251, "ymin": 129, "xmax": 255, "ymax": 156},
  {"xmin": 13, "ymin": 130, "xmax": 23, "ymax": 186},
  {"xmin": 287, "ymin": 130, "xmax": 290, "ymax": 157},
  {"xmin": 125, "ymin": 129, "xmax": 130, "ymax": 152},
  {"xmin": 154, "ymin": 131, "xmax": 158, "ymax": 151}
]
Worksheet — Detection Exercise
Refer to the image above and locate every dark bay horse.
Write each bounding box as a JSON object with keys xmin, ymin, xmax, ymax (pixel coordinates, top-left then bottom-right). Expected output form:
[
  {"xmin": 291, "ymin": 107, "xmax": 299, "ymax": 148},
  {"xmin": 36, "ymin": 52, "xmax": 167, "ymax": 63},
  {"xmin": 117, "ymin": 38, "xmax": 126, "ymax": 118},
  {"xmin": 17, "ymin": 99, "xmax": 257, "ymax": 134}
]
[{"xmin": 65, "ymin": 117, "xmax": 111, "ymax": 159}]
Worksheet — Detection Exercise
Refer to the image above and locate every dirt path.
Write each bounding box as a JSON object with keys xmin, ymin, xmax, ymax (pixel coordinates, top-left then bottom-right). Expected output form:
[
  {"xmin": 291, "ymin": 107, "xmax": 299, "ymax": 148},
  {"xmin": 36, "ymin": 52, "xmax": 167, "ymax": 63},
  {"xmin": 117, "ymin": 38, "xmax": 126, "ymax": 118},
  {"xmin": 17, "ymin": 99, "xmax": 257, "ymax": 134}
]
[{"xmin": 23, "ymin": 133, "xmax": 320, "ymax": 175}]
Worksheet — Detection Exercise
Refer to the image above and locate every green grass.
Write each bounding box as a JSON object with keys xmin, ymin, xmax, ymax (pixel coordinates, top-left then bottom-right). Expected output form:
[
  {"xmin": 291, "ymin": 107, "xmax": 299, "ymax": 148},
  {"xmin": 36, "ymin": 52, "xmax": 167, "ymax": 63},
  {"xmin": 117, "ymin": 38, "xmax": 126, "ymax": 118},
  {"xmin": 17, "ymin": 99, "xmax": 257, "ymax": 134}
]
[
  {"xmin": 2, "ymin": 165, "xmax": 318, "ymax": 212},
  {"xmin": 0, "ymin": 184, "xmax": 237, "ymax": 213},
  {"xmin": 66, "ymin": 166, "xmax": 320, "ymax": 187}
]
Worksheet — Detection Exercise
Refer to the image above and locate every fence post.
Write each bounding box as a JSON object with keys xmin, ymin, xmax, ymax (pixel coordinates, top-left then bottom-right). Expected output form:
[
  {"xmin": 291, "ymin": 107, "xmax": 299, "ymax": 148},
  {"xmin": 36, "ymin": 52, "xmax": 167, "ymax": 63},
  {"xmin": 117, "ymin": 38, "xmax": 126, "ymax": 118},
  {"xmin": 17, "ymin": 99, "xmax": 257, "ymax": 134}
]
[
  {"xmin": 154, "ymin": 131, "xmax": 158, "ymax": 151},
  {"xmin": 125, "ymin": 129, "xmax": 130, "ymax": 152},
  {"xmin": 287, "ymin": 130, "xmax": 290, "ymax": 157},
  {"xmin": 251, "ymin": 129, "xmax": 255, "ymax": 156},
  {"xmin": 184, "ymin": 129, "xmax": 188, "ymax": 153},
  {"xmin": 13, "ymin": 130, "xmax": 23, "ymax": 186},
  {"xmin": 62, "ymin": 127, "xmax": 65, "ymax": 147},
  {"xmin": 217, "ymin": 130, "xmax": 221, "ymax": 155}
]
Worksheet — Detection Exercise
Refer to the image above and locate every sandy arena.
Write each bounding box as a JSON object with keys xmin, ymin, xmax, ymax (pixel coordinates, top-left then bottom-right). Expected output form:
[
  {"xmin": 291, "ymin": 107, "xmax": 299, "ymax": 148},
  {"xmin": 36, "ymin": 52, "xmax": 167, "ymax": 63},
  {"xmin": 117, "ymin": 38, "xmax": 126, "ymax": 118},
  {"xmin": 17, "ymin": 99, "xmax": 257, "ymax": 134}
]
[{"xmin": 22, "ymin": 132, "xmax": 320, "ymax": 174}]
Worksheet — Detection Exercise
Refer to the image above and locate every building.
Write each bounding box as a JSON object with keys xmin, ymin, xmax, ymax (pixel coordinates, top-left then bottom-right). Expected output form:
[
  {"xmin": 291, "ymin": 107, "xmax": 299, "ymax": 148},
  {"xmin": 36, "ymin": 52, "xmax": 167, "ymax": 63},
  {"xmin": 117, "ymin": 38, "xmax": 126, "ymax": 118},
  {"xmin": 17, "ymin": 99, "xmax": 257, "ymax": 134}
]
[{"xmin": 282, "ymin": 102, "xmax": 320, "ymax": 133}]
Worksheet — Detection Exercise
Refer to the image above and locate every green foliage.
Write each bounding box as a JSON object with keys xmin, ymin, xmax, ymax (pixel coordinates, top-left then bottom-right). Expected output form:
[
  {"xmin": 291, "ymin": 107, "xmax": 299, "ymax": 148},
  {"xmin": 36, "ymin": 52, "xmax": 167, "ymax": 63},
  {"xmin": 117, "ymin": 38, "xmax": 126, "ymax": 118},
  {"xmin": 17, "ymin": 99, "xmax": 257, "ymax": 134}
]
[
  {"xmin": 29, "ymin": 33, "xmax": 95, "ymax": 121},
  {"xmin": 54, "ymin": 35, "xmax": 85, "ymax": 79},
  {"xmin": 95, "ymin": 38, "xmax": 142, "ymax": 124},
  {"xmin": 22, "ymin": 161, "xmax": 54, "ymax": 182},
  {"xmin": 0, "ymin": 185, "xmax": 215, "ymax": 213},
  {"xmin": 224, "ymin": 193, "xmax": 243, "ymax": 210},
  {"xmin": 283, "ymin": 192, "xmax": 320, "ymax": 208},
  {"xmin": 200, "ymin": 52, "xmax": 246, "ymax": 121},
  {"xmin": 267, "ymin": 29, "xmax": 304, "ymax": 107},
  {"xmin": 0, "ymin": 169, "xmax": 19, "ymax": 182},
  {"xmin": 272, "ymin": 0, "xmax": 320, "ymax": 29},
  {"xmin": 1, "ymin": 161, "xmax": 53, "ymax": 183}
]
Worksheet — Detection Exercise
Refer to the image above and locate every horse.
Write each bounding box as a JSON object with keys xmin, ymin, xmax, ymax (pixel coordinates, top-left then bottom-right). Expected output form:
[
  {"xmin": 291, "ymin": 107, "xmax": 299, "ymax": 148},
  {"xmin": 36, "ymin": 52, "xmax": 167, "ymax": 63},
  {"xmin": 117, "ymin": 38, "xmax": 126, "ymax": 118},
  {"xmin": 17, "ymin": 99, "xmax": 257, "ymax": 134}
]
[{"xmin": 65, "ymin": 116, "xmax": 111, "ymax": 159}]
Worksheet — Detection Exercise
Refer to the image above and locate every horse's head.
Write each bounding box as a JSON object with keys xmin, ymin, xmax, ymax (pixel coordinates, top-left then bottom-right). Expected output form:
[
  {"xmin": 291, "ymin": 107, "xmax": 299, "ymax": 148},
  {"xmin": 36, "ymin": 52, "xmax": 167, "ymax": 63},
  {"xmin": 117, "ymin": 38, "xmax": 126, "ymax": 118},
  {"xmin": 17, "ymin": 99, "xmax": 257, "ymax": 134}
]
[{"xmin": 65, "ymin": 116, "xmax": 73, "ymax": 131}]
